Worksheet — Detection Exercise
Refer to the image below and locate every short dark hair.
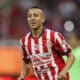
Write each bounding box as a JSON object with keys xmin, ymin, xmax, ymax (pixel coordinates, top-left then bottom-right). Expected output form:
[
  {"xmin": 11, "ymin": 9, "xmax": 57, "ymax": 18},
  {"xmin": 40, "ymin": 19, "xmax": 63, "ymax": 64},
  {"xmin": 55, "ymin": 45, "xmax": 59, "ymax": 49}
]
[
  {"xmin": 26, "ymin": 6, "xmax": 43, "ymax": 15},
  {"xmin": 27, "ymin": 6, "xmax": 45, "ymax": 18},
  {"xmin": 29, "ymin": 6, "xmax": 42, "ymax": 10}
]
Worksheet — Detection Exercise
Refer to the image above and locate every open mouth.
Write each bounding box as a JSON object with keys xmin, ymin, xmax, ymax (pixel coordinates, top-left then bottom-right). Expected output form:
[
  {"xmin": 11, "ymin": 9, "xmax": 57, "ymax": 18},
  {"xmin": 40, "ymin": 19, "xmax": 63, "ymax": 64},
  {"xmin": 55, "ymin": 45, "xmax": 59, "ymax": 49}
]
[{"xmin": 31, "ymin": 22, "xmax": 36, "ymax": 26}]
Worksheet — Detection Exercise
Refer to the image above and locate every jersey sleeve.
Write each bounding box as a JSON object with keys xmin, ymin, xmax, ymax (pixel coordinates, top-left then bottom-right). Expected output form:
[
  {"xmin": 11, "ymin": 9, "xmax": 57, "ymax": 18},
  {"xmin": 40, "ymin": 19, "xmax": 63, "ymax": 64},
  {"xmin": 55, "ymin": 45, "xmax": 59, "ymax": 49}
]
[
  {"xmin": 20, "ymin": 36, "xmax": 30, "ymax": 64},
  {"xmin": 54, "ymin": 32, "xmax": 72, "ymax": 55}
]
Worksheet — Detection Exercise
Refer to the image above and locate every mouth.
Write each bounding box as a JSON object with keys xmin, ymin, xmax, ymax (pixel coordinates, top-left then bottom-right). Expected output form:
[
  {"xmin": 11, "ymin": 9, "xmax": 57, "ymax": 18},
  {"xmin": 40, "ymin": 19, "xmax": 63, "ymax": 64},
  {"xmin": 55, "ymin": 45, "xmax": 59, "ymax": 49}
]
[
  {"xmin": 31, "ymin": 22, "xmax": 36, "ymax": 24},
  {"xmin": 30, "ymin": 22, "xmax": 37, "ymax": 26}
]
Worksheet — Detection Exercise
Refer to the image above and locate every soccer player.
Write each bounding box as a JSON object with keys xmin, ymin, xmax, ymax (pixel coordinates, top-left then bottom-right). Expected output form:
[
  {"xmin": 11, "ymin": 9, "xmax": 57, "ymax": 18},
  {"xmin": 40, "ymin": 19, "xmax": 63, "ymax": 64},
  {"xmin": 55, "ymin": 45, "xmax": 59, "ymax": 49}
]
[{"xmin": 19, "ymin": 6, "xmax": 75, "ymax": 80}]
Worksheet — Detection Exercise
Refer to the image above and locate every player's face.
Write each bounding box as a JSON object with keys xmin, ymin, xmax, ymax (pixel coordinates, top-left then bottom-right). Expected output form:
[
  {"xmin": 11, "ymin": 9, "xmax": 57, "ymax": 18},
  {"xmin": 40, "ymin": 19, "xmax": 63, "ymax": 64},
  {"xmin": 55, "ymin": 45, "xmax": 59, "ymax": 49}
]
[{"xmin": 27, "ymin": 8, "xmax": 45, "ymax": 29}]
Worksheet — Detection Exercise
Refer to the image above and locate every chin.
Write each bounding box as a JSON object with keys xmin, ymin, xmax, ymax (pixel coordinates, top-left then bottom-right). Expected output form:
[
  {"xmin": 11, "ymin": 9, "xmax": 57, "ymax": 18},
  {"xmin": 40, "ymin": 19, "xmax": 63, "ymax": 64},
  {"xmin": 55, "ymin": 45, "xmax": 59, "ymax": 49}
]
[{"xmin": 31, "ymin": 26, "xmax": 38, "ymax": 29}]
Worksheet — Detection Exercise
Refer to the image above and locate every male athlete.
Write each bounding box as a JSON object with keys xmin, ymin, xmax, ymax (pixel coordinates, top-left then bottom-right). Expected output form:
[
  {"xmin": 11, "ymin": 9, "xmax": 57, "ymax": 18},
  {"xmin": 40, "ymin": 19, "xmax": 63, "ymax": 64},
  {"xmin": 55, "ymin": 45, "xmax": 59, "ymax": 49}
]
[{"xmin": 19, "ymin": 6, "xmax": 75, "ymax": 80}]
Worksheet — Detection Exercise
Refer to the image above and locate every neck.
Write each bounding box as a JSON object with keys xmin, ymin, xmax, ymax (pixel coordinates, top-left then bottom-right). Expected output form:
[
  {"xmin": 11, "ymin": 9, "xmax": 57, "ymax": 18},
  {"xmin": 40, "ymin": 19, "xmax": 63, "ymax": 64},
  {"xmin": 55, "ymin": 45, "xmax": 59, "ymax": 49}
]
[{"xmin": 31, "ymin": 25, "xmax": 43, "ymax": 38}]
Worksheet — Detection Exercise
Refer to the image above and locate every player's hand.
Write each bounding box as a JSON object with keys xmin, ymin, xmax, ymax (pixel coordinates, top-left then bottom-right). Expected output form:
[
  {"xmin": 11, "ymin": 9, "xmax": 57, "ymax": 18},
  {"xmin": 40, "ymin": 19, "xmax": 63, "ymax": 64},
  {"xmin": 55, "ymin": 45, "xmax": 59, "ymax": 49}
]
[
  {"xmin": 57, "ymin": 71, "xmax": 66, "ymax": 80},
  {"xmin": 18, "ymin": 77, "xmax": 24, "ymax": 80},
  {"xmin": 20, "ymin": 78, "xmax": 24, "ymax": 80}
]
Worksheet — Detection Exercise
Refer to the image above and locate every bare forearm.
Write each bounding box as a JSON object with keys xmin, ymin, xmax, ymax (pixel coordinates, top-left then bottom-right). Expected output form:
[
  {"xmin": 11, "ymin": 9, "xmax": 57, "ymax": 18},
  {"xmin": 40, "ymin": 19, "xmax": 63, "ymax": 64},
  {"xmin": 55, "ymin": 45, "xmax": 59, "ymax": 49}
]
[
  {"xmin": 58, "ymin": 53, "xmax": 75, "ymax": 79},
  {"xmin": 63, "ymin": 52, "xmax": 75, "ymax": 73},
  {"xmin": 20, "ymin": 63, "xmax": 27, "ymax": 79},
  {"xmin": 19, "ymin": 62, "xmax": 31, "ymax": 79}
]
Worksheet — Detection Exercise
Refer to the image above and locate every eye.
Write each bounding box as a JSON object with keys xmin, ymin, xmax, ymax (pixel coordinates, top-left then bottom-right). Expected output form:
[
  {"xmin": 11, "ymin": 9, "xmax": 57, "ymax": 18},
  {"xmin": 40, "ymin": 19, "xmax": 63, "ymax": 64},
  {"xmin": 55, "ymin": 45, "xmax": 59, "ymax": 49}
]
[
  {"xmin": 34, "ymin": 13, "xmax": 39, "ymax": 17},
  {"xmin": 28, "ymin": 14, "xmax": 31, "ymax": 18}
]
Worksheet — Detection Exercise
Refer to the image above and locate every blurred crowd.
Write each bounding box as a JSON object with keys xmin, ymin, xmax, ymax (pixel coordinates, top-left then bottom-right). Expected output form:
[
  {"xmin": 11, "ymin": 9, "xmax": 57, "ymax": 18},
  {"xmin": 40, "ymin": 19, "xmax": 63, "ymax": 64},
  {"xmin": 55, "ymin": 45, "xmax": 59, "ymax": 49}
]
[{"xmin": 0, "ymin": 0, "xmax": 80, "ymax": 41}]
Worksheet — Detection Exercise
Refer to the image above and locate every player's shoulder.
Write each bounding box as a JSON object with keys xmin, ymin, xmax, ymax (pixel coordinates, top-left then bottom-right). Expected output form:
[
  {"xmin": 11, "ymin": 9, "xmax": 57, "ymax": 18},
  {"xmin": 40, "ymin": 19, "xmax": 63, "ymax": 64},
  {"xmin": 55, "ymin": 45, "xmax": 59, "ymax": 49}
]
[
  {"xmin": 21, "ymin": 32, "xmax": 31, "ymax": 39},
  {"xmin": 45, "ymin": 28, "xmax": 63, "ymax": 39},
  {"xmin": 20, "ymin": 32, "xmax": 31, "ymax": 45},
  {"xmin": 45, "ymin": 28, "xmax": 59, "ymax": 35},
  {"xmin": 45, "ymin": 28, "xmax": 55, "ymax": 33}
]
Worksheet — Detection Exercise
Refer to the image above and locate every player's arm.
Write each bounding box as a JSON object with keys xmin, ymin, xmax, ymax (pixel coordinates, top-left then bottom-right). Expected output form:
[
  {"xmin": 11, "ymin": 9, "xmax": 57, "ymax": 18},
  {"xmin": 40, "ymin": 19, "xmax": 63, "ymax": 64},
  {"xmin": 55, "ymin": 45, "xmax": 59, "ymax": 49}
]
[
  {"xmin": 19, "ymin": 46, "xmax": 31, "ymax": 80},
  {"xmin": 58, "ymin": 52, "xmax": 75, "ymax": 80},
  {"xmin": 19, "ymin": 37, "xmax": 32, "ymax": 80},
  {"xmin": 19, "ymin": 59, "xmax": 31, "ymax": 80},
  {"xmin": 54, "ymin": 32, "xmax": 75, "ymax": 80}
]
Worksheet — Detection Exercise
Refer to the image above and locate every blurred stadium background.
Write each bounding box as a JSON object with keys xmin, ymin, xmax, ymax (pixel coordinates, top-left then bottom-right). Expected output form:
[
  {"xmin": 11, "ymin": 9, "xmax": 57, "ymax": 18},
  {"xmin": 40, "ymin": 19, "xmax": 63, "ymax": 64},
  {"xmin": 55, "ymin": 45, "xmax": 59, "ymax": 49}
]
[{"xmin": 0, "ymin": 0, "xmax": 80, "ymax": 80}]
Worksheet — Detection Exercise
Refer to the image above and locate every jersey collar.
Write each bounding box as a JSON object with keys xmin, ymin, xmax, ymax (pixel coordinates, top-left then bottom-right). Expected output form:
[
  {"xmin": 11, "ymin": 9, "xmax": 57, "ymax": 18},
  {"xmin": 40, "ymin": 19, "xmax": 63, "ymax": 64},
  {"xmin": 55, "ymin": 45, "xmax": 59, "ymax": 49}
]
[{"xmin": 30, "ymin": 27, "xmax": 45, "ymax": 39}]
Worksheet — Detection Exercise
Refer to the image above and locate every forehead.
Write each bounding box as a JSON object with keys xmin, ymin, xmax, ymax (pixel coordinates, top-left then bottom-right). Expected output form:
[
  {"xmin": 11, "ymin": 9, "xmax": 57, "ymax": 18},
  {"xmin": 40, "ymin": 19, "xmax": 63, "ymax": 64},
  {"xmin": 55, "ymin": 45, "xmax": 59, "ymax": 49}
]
[{"xmin": 28, "ymin": 8, "xmax": 43, "ymax": 14}]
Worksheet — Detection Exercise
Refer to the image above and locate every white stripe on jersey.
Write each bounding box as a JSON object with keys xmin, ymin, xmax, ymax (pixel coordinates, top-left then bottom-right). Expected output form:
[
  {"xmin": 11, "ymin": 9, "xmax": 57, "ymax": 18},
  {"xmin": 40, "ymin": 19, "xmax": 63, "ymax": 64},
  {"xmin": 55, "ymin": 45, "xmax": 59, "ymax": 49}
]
[
  {"xmin": 38, "ymin": 37, "xmax": 45, "ymax": 80},
  {"xmin": 31, "ymin": 37, "xmax": 45, "ymax": 80},
  {"xmin": 39, "ymin": 33, "xmax": 53, "ymax": 80},
  {"xmin": 46, "ymin": 29, "xmax": 53, "ymax": 80},
  {"xmin": 20, "ymin": 40, "xmax": 22, "ymax": 46},
  {"xmin": 31, "ymin": 38, "xmax": 35, "ymax": 54},
  {"xmin": 55, "ymin": 32, "xmax": 67, "ymax": 53},
  {"xmin": 25, "ymin": 32, "xmax": 30, "ymax": 55},
  {"xmin": 46, "ymin": 29, "xmax": 58, "ymax": 80},
  {"xmin": 31, "ymin": 38, "xmax": 39, "ymax": 77},
  {"xmin": 39, "ymin": 37, "xmax": 44, "ymax": 55},
  {"xmin": 25, "ymin": 32, "xmax": 30, "ymax": 45}
]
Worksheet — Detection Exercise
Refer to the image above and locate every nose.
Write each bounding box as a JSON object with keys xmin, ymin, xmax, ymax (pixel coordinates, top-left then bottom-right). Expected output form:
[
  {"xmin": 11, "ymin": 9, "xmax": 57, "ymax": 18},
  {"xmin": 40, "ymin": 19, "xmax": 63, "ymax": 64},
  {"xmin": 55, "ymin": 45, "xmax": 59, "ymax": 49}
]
[{"xmin": 30, "ymin": 15, "xmax": 34, "ymax": 20}]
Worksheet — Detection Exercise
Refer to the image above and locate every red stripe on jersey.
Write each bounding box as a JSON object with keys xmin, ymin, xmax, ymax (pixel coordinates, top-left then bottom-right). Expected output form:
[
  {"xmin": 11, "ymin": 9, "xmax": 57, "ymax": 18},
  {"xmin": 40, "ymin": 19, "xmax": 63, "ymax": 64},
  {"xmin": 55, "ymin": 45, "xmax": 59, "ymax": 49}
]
[
  {"xmin": 50, "ymin": 31, "xmax": 55, "ymax": 43},
  {"xmin": 42, "ymin": 30, "xmax": 48, "ymax": 53},
  {"xmin": 56, "ymin": 39, "xmax": 64, "ymax": 54},
  {"xmin": 43, "ymin": 73, "xmax": 49, "ymax": 80},
  {"xmin": 55, "ymin": 32, "xmax": 65, "ymax": 54},
  {"xmin": 66, "ymin": 44, "xmax": 71, "ymax": 53},
  {"xmin": 47, "ymin": 63, "xmax": 53, "ymax": 69},
  {"xmin": 27, "ymin": 35, "xmax": 32, "ymax": 55},
  {"xmin": 50, "ymin": 31, "xmax": 59, "ymax": 80},
  {"xmin": 50, "ymin": 31, "xmax": 65, "ymax": 79},
  {"xmin": 21, "ymin": 35, "xmax": 28, "ymax": 58},
  {"xmin": 55, "ymin": 33, "xmax": 71, "ymax": 55},
  {"xmin": 51, "ymin": 36, "xmax": 65, "ymax": 73},
  {"xmin": 34, "ymin": 38, "xmax": 40, "ymax": 54},
  {"xmin": 39, "ymin": 66, "xmax": 49, "ymax": 80},
  {"xmin": 50, "ymin": 67, "xmax": 56, "ymax": 80},
  {"xmin": 58, "ymin": 33, "xmax": 64, "ymax": 41},
  {"xmin": 37, "ymin": 74, "xmax": 41, "ymax": 80},
  {"xmin": 50, "ymin": 31, "xmax": 56, "ymax": 52},
  {"xmin": 56, "ymin": 33, "xmax": 64, "ymax": 52},
  {"xmin": 47, "ymin": 63, "xmax": 56, "ymax": 79},
  {"xmin": 21, "ymin": 35, "xmax": 25, "ymax": 47},
  {"xmin": 40, "ymin": 66, "xmax": 44, "ymax": 71}
]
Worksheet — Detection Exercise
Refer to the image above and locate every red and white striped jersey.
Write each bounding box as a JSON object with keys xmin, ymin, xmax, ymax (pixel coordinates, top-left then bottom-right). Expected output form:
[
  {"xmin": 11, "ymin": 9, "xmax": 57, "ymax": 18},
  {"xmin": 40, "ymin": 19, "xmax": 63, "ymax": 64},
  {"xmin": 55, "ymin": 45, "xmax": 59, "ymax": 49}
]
[{"xmin": 20, "ymin": 28, "xmax": 71, "ymax": 80}]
